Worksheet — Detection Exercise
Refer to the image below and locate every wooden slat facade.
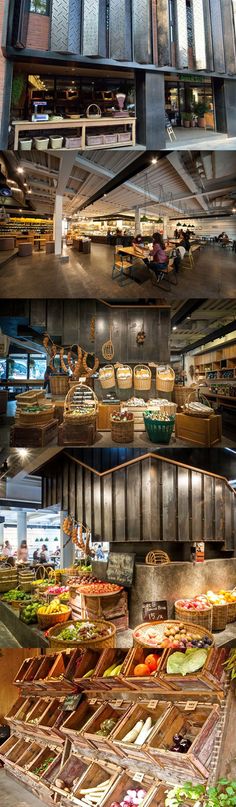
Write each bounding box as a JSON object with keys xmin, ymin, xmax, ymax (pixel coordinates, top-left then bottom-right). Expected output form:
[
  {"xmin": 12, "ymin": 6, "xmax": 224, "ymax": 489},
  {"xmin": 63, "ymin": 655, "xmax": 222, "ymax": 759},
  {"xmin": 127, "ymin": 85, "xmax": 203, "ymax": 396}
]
[{"xmin": 41, "ymin": 454, "xmax": 236, "ymax": 549}]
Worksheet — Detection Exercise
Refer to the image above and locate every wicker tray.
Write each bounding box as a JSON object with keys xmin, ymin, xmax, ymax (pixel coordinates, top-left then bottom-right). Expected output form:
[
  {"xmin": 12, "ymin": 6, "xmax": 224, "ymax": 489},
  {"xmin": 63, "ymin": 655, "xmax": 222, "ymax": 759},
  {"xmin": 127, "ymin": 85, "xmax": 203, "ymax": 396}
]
[
  {"xmin": 37, "ymin": 606, "xmax": 72, "ymax": 629},
  {"xmin": 46, "ymin": 619, "xmax": 116, "ymax": 650},
  {"xmin": 175, "ymin": 600, "xmax": 213, "ymax": 631},
  {"xmin": 18, "ymin": 407, "xmax": 55, "ymax": 426},
  {"xmin": 156, "ymin": 365, "xmax": 175, "ymax": 392},
  {"xmin": 133, "ymin": 620, "xmax": 214, "ymax": 649}
]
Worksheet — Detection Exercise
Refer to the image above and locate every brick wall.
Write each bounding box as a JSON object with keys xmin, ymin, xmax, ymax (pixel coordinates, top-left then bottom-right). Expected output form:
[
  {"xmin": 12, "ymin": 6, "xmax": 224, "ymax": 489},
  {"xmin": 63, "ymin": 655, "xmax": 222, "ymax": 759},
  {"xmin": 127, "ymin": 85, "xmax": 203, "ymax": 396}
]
[{"xmin": 26, "ymin": 12, "xmax": 50, "ymax": 50}]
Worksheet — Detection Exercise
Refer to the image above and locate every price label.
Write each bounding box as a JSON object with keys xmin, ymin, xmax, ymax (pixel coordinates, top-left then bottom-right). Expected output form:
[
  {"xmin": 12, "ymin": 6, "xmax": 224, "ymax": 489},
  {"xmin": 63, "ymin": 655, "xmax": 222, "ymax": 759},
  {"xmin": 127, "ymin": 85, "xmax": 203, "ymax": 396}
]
[
  {"xmin": 133, "ymin": 772, "xmax": 144, "ymax": 783},
  {"xmin": 185, "ymin": 701, "xmax": 197, "ymax": 711},
  {"xmin": 89, "ymin": 699, "xmax": 97, "ymax": 705},
  {"xmin": 147, "ymin": 701, "xmax": 157, "ymax": 709}
]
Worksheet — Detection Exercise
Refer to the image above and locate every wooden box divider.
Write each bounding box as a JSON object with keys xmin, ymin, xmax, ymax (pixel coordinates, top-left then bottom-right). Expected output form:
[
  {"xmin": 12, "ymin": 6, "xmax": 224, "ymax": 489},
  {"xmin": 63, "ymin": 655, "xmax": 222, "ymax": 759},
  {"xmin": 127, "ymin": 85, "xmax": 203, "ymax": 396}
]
[
  {"xmin": 4, "ymin": 736, "xmax": 31, "ymax": 764},
  {"xmin": 85, "ymin": 648, "xmax": 131, "ymax": 691},
  {"xmin": 82, "ymin": 702, "xmax": 129, "ymax": 753},
  {"xmin": 60, "ymin": 699, "xmax": 100, "ymax": 749},
  {"xmin": 71, "ymin": 760, "xmax": 120, "ymax": 807},
  {"xmin": 73, "ymin": 649, "xmax": 102, "ymax": 689},
  {"xmin": 99, "ymin": 769, "xmax": 154, "ymax": 807},
  {"xmin": 158, "ymin": 647, "xmax": 228, "ymax": 695},
  {"xmin": 27, "ymin": 745, "xmax": 59, "ymax": 780},
  {"xmin": 145, "ymin": 701, "xmax": 221, "ymax": 784},
  {"xmin": 4, "ymin": 695, "xmax": 26, "ymax": 722},
  {"xmin": 122, "ymin": 647, "xmax": 168, "ymax": 691},
  {"xmin": 40, "ymin": 752, "xmax": 63, "ymax": 786},
  {"xmin": 0, "ymin": 733, "xmax": 22, "ymax": 759},
  {"xmin": 37, "ymin": 698, "xmax": 65, "ymax": 734},
  {"xmin": 62, "ymin": 648, "xmax": 84, "ymax": 681},
  {"xmin": 16, "ymin": 741, "xmax": 44, "ymax": 770},
  {"xmin": 32, "ymin": 655, "xmax": 57, "ymax": 683},
  {"xmin": 14, "ymin": 656, "xmax": 43, "ymax": 685},
  {"xmin": 110, "ymin": 701, "xmax": 171, "ymax": 765},
  {"xmin": 51, "ymin": 752, "xmax": 90, "ymax": 796}
]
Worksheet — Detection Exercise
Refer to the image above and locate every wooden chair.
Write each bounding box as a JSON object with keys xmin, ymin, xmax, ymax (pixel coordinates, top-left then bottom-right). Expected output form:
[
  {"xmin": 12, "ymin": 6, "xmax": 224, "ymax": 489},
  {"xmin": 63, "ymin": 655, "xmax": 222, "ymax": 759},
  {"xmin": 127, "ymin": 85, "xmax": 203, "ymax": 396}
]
[
  {"xmin": 112, "ymin": 246, "xmax": 133, "ymax": 286},
  {"xmin": 148, "ymin": 258, "xmax": 178, "ymax": 291}
]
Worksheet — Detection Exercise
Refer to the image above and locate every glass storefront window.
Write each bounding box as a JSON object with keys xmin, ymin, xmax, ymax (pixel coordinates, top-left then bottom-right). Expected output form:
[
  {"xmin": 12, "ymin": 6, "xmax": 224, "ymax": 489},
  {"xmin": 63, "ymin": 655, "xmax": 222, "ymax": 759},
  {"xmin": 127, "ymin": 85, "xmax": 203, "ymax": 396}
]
[
  {"xmin": 8, "ymin": 355, "xmax": 28, "ymax": 379},
  {"xmin": 0, "ymin": 359, "xmax": 7, "ymax": 380},
  {"xmin": 29, "ymin": 356, "xmax": 47, "ymax": 379},
  {"xmin": 30, "ymin": 0, "xmax": 50, "ymax": 13}
]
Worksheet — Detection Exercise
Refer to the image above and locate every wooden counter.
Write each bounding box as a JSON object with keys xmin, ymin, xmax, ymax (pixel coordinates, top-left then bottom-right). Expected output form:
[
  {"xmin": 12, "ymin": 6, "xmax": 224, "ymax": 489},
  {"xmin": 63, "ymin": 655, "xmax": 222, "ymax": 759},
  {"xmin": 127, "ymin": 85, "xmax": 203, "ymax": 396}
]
[{"xmin": 12, "ymin": 116, "xmax": 136, "ymax": 150}]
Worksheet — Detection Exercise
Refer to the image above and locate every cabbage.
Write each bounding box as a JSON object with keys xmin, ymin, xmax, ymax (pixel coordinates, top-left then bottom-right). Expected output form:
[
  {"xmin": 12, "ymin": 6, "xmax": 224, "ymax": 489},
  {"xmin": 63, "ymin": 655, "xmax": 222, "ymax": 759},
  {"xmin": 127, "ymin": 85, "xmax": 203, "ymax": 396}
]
[{"xmin": 167, "ymin": 649, "xmax": 208, "ymax": 676}]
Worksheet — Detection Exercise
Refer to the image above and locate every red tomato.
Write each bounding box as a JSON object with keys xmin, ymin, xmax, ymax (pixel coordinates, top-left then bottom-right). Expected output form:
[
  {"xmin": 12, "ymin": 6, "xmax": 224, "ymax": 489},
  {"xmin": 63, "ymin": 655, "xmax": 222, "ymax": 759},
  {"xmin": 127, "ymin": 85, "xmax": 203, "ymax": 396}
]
[
  {"xmin": 145, "ymin": 653, "xmax": 160, "ymax": 672},
  {"xmin": 133, "ymin": 663, "xmax": 151, "ymax": 677}
]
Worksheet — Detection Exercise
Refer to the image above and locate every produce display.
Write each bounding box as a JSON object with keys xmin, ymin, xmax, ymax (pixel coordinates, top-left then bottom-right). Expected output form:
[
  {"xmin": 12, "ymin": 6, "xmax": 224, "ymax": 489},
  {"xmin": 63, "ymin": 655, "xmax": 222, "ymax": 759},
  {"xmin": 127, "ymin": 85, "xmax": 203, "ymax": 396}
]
[
  {"xmin": 2, "ymin": 589, "xmax": 32, "ymax": 602},
  {"xmin": 109, "ymin": 787, "xmax": 147, "ymax": 807},
  {"xmin": 76, "ymin": 582, "xmax": 123, "ymax": 595},
  {"xmin": 32, "ymin": 755, "xmax": 55, "ymax": 776},
  {"xmin": 206, "ymin": 589, "xmax": 236, "ymax": 605},
  {"xmin": 76, "ymin": 779, "xmax": 112, "ymax": 807},
  {"xmin": 20, "ymin": 600, "xmax": 42, "ymax": 623},
  {"xmin": 37, "ymin": 598, "xmax": 70, "ymax": 616},
  {"xmin": 67, "ymin": 574, "xmax": 97, "ymax": 586},
  {"xmin": 144, "ymin": 410, "xmax": 173, "ymax": 421},
  {"xmin": 133, "ymin": 653, "xmax": 161, "ymax": 677},
  {"xmin": 133, "ymin": 621, "xmax": 213, "ymax": 649},
  {"xmin": 96, "ymin": 718, "xmax": 117, "ymax": 736},
  {"xmin": 45, "ymin": 585, "xmax": 69, "ymax": 596},
  {"xmin": 166, "ymin": 648, "xmax": 208, "ymax": 676},
  {"xmin": 169, "ymin": 733, "xmax": 192, "ymax": 754},
  {"xmin": 68, "ymin": 407, "xmax": 95, "ymax": 418},
  {"xmin": 223, "ymin": 649, "xmax": 236, "ymax": 681},
  {"xmin": 102, "ymin": 662, "xmax": 123, "ymax": 677},
  {"xmin": 111, "ymin": 411, "xmax": 133, "ymax": 421},
  {"xmin": 121, "ymin": 717, "xmax": 155, "ymax": 745},
  {"xmin": 52, "ymin": 620, "xmax": 113, "ymax": 642},
  {"xmin": 176, "ymin": 596, "xmax": 211, "ymax": 611}
]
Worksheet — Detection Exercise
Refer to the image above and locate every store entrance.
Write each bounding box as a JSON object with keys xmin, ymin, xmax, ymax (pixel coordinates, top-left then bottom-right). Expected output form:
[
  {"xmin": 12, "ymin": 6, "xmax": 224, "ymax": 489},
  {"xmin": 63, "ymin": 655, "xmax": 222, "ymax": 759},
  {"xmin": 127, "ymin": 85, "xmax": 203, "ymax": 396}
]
[{"xmin": 165, "ymin": 77, "xmax": 215, "ymax": 131}]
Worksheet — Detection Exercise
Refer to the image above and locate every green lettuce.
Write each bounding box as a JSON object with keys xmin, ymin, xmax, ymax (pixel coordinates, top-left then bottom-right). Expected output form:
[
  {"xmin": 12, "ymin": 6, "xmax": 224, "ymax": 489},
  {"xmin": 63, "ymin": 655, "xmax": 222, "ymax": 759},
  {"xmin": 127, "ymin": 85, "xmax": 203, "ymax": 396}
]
[{"xmin": 167, "ymin": 648, "xmax": 208, "ymax": 676}]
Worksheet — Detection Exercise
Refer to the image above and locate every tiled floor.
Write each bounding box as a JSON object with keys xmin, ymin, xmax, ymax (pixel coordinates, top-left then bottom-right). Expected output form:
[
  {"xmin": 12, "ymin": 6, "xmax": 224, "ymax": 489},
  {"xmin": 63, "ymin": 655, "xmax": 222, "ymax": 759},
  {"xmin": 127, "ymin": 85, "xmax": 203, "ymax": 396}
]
[{"xmin": 0, "ymin": 244, "xmax": 236, "ymax": 298}]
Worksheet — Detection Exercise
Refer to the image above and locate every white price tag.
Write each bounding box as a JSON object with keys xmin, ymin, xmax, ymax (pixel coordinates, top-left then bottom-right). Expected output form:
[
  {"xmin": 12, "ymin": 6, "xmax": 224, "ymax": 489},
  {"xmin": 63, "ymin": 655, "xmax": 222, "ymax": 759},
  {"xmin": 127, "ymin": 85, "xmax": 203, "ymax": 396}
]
[
  {"xmin": 133, "ymin": 772, "xmax": 144, "ymax": 783},
  {"xmin": 185, "ymin": 701, "xmax": 197, "ymax": 711},
  {"xmin": 147, "ymin": 701, "xmax": 157, "ymax": 709}
]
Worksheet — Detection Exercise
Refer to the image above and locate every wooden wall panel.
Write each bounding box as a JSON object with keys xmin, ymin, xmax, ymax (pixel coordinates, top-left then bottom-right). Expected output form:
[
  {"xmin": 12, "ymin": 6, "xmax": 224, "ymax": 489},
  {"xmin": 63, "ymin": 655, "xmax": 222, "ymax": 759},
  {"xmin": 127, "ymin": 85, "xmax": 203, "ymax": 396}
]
[
  {"xmin": 0, "ymin": 650, "xmax": 40, "ymax": 721},
  {"xmin": 93, "ymin": 473, "xmax": 102, "ymax": 539},
  {"xmin": 177, "ymin": 467, "xmax": 190, "ymax": 542},
  {"xmin": 63, "ymin": 300, "xmax": 80, "ymax": 344},
  {"xmin": 84, "ymin": 468, "xmax": 92, "ymax": 530},
  {"xmin": 203, "ymin": 475, "xmax": 215, "ymax": 540},
  {"xmin": 191, "ymin": 471, "xmax": 203, "ymax": 543},
  {"xmin": 162, "ymin": 462, "xmax": 177, "ymax": 541},
  {"xmin": 215, "ymin": 479, "xmax": 225, "ymax": 539},
  {"xmin": 47, "ymin": 300, "xmax": 63, "ymax": 337},
  {"xmin": 102, "ymin": 474, "xmax": 113, "ymax": 541},
  {"xmin": 69, "ymin": 462, "xmax": 76, "ymax": 521},
  {"xmin": 141, "ymin": 457, "xmax": 152, "ymax": 541},
  {"xmin": 29, "ymin": 300, "xmax": 46, "ymax": 329},
  {"xmin": 225, "ymin": 486, "xmax": 234, "ymax": 549},
  {"xmin": 113, "ymin": 468, "xmax": 126, "ymax": 542},
  {"xmin": 126, "ymin": 464, "xmax": 141, "ymax": 541},
  {"xmin": 42, "ymin": 476, "xmax": 47, "ymax": 509},
  {"xmin": 76, "ymin": 463, "xmax": 83, "ymax": 524},
  {"xmin": 62, "ymin": 461, "xmax": 69, "ymax": 512},
  {"xmin": 150, "ymin": 458, "xmax": 161, "ymax": 541}
]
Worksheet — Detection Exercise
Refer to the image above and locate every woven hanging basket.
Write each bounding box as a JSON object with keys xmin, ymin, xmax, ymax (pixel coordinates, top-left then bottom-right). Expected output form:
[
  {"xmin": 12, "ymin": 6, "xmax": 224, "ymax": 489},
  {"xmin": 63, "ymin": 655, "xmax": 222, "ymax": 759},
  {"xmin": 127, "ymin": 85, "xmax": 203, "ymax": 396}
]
[
  {"xmin": 116, "ymin": 365, "xmax": 133, "ymax": 389},
  {"xmin": 86, "ymin": 103, "xmax": 102, "ymax": 119},
  {"xmin": 156, "ymin": 365, "xmax": 175, "ymax": 392},
  {"xmin": 99, "ymin": 365, "xmax": 115, "ymax": 389},
  {"xmin": 134, "ymin": 365, "xmax": 151, "ymax": 391}
]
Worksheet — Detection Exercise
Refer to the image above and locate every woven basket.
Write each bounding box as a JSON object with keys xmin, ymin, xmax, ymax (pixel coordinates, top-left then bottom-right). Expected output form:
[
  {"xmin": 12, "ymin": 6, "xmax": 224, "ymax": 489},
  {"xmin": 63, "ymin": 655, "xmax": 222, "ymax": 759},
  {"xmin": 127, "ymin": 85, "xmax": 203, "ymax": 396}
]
[
  {"xmin": 182, "ymin": 392, "xmax": 214, "ymax": 418},
  {"xmin": 116, "ymin": 365, "xmax": 132, "ymax": 389},
  {"xmin": 111, "ymin": 415, "xmax": 134, "ymax": 443},
  {"xmin": 47, "ymin": 619, "xmax": 116, "ymax": 650},
  {"xmin": 133, "ymin": 620, "xmax": 214, "ymax": 649},
  {"xmin": 211, "ymin": 603, "xmax": 228, "ymax": 631},
  {"xmin": 156, "ymin": 365, "xmax": 175, "ymax": 392},
  {"xmin": 49, "ymin": 375, "xmax": 69, "ymax": 396},
  {"xmin": 64, "ymin": 383, "xmax": 97, "ymax": 424},
  {"xmin": 99, "ymin": 366, "xmax": 115, "ymax": 389},
  {"xmin": 145, "ymin": 550, "xmax": 170, "ymax": 566},
  {"xmin": 227, "ymin": 600, "xmax": 236, "ymax": 623},
  {"xmin": 37, "ymin": 606, "xmax": 72, "ymax": 629},
  {"xmin": 134, "ymin": 365, "xmax": 151, "ymax": 391},
  {"xmin": 175, "ymin": 600, "xmax": 213, "ymax": 632},
  {"xmin": 18, "ymin": 407, "xmax": 55, "ymax": 426},
  {"xmin": 173, "ymin": 385, "xmax": 196, "ymax": 410},
  {"xmin": 159, "ymin": 401, "xmax": 177, "ymax": 416},
  {"xmin": 144, "ymin": 412, "xmax": 175, "ymax": 444},
  {"xmin": 16, "ymin": 390, "xmax": 45, "ymax": 405},
  {"xmin": 86, "ymin": 103, "xmax": 102, "ymax": 119}
]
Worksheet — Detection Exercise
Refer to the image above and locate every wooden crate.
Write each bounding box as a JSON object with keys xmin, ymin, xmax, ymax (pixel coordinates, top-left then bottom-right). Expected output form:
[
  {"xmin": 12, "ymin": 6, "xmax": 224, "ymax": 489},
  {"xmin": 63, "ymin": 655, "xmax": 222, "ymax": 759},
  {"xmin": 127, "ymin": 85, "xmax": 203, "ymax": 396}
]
[
  {"xmin": 17, "ymin": 741, "xmax": 44, "ymax": 770},
  {"xmin": 72, "ymin": 648, "xmax": 103, "ymax": 689},
  {"xmin": 158, "ymin": 647, "xmax": 228, "ymax": 695},
  {"xmin": 58, "ymin": 421, "xmax": 96, "ymax": 446},
  {"xmin": 146, "ymin": 701, "xmax": 221, "ymax": 784},
  {"xmin": 82, "ymin": 702, "xmax": 129, "ymax": 753},
  {"xmin": 51, "ymin": 752, "xmax": 89, "ymax": 797},
  {"xmin": 81, "ymin": 590, "xmax": 128, "ymax": 621},
  {"xmin": 27, "ymin": 746, "xmax": 59, "ymax": 780},
  {"xmin": 0, "ymin": 733, "xmax": 22, "ymax": 760},
  {"xmin": 175, "ymin": 413, "xmax": 222, "ymax": 446},
  {"xmin": 87, "ymin": 648, "xmax": 131, "ymax": 692},
  {"xmin": 61, "ymin": 699, "xmax": 100, "ymax": 749},
  {"xmin": 110, "ymin": 701, "xmax": 171, "ymax": 764},
  {"xmin": 70, "ymin": 761, "xmax": 119, "ymax": 807},
  {"xmin": 100, "ymin": 769, "xmax": 154, "ymax": 807},
  {"xmin": 97, "ymin": 403, "xmax": 120, "ymax": 430},
  {"xmin": 121, "ymin": 647, "xmax": 168, "ymax": 693},
  {"xmin": 14, "ymin": 656, "xmax": 44, "ymax": 685},
  {"xmin": 10, "ymin": 419, "xmax": 58, "ymax": 447}
]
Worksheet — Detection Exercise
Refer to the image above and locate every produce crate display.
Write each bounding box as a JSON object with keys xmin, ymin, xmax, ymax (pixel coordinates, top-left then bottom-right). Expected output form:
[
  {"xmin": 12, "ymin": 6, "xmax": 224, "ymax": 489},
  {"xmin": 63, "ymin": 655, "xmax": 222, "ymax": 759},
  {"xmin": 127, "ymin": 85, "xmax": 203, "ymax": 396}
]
[
  {"xmin": 61, "ymin": 699, "xmax": 102, "ymax": 750},
  {"xmin": 68, "ymin": 760, "xmax": 119, "ymax": 806},
  {"xmin": 111, "ymin": 701, "xmax": 171, "ymax": 765},
  {"xmin": 83, "ymin": 701, "xmax": 129, "ymax": 753}
]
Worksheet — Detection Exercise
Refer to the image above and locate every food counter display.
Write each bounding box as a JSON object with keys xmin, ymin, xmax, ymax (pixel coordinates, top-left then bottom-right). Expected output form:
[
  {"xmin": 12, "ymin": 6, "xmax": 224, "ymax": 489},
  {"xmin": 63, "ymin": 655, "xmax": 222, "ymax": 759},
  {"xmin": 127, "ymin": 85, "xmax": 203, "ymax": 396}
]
[{"xmin": 0, "ymin": 646, "xmax": 235, "ymax": 807}]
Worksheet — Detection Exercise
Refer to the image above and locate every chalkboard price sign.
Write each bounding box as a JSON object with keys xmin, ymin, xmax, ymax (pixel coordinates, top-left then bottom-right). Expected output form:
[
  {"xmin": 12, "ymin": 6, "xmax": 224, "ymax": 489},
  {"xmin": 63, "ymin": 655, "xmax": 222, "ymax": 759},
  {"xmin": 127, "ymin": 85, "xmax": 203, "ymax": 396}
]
[
  {"xmin": 107, "ymin": 552, "xmax": 135, "ymax": 587},
  {"xmin": 62, "ymin": 693, "xmax": 83, "ymax": 711},
  {"xmin": 142, "ymin": 600, "xmax": 168, "ymax": 622}
]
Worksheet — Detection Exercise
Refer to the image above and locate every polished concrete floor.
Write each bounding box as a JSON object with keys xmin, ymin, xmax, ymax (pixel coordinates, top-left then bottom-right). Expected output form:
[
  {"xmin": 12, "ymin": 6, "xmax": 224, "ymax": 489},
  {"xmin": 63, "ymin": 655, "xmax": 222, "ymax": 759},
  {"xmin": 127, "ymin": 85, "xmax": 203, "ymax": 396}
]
[
  {"xmin": 0, "ymin": 621, "xmax": 19, "ymax": 647},
  {"xmin": 0, "ymin": 770, "xmax": 45, "ymax": 807},
  {"xmin": 0, "ymin": 243, "xmax": 235, "ymax": 298},
  {"xmin": 166, "ymin": 127, "xmax": 236, "ymax": 149}
]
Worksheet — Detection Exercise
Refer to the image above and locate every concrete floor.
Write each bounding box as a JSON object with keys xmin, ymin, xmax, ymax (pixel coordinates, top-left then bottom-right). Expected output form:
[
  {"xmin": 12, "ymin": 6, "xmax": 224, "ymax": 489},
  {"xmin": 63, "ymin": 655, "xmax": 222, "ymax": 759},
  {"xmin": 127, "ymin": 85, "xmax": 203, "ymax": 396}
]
[
  {"xmin": 0, "ymin": 243, "xmax": 236, "ymax": 298},
  {"xmin": 0, "ymin": 622, "xmax": 20, "ymax": 647},
  {"xmin": 166, "ymin": 127, "xmax": 236, "ymax": 149},
  {"xmin": 0, "ymin": 770, "xmax": 45, "ymax": 807}
]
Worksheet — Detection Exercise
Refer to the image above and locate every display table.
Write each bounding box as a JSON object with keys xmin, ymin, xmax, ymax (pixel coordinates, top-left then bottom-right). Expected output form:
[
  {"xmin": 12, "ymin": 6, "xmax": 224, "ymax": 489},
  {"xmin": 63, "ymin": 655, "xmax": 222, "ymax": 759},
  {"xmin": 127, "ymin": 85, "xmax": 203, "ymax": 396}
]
[
  {"xmin": 58, "ymin": 420, "xmax": 96, "ymax": 445},
  {"xmin": 10, "ymin": 418, "xmax": 58, "ymax": 447},
  {"xmin": 175, "ymin": 413, "xmax": 222, "ymax": 446},
  {"xmin": 72, "ymin": 238, "xmax": 91, "ymax": 253},
  {"xmin": 12, "ymin": 116, "xmax": 136, "ymax": 150}
]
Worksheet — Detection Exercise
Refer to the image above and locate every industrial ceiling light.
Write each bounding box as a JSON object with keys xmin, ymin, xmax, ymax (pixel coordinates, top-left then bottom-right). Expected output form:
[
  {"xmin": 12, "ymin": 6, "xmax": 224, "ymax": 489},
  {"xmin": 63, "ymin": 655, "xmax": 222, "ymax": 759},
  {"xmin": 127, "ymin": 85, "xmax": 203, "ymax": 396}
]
[
  {"xmin": 151, "ymin": 157, "xmax": 157, "ymax": 164},
  {"xmin": 17, "ymin": 167, "xmax": 24, "ymax": 174}
]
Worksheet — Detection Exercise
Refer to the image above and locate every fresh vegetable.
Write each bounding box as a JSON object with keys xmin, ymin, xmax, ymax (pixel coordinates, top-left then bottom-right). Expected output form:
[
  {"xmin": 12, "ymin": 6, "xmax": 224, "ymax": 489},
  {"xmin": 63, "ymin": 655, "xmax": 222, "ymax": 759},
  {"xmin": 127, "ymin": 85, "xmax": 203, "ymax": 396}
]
[
  {"xmin": 2, "ymin": 589, "xmax": 32, "ymax": 602},
  {"xmin": 133, "ymin": 621, "xmax": 213, "ymax": 650},
  {"xmin": 110, "ymin": 788, "xmax": 147, "ymax": 807},
  {"xmin": 53, "ymin": 620, "xmax": 112, "ymax": 643},
  {"xmin": 134, "ymin": 716, "xmax": 153, "ymax": 745},
  {"xmin": 170, "ymin": 733, "xmax": 192, "ymax": 754},
  {"xmin": 145, "ymin": 653, "xmax": 160, "ymax": 672},
  {"xmin": 224, "ymin": 649, "xmax": 236, "ymax": 680},
  {"xmin": 167, "ymin": 648, "xmax": 208, "ymax": 676},
  {"xmin": 122, "ymin": 720, "xmax": 144, "ymax": 744},
  {"xmin": 32, "ymin": 755, "xmax": 55, "ymax": 776},
  {"xmin": 83, "ymin": 668, "xmax": 95, "ymax": 678},
  {"xmin": 20, "ymin": 601, "xmax": 42, "ymax": 623},
  {"xmin": 77, "ymin": 582, "xmax": 122, "ymax": 595},
  {"xmin": 165, "ymin": 779, "xmax": 236, "ymax": 806},
  {"xmin": 96, "ymin": 718, "xmax": 117, "ymax": 736},
  {"xmin": 103, "ymin": 662, "xmax": 123, "ymax": 677}
]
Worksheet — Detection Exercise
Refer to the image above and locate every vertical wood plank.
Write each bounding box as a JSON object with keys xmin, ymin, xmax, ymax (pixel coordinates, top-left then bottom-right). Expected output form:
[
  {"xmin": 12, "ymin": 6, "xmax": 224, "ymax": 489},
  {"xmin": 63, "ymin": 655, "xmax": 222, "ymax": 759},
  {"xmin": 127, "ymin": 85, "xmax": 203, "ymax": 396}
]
[
  {"xmin": 162, "ymin": 461, "xmax": 176, "ymax": 541},
  {"xmin": 93, "ymin": 473, "xmax": 102, "ymax": 540},
  {"xmin": 224, "ymin": 486, "xmax": 233, "ymax": 549},
  {"xmin": 177, "ymin": 467, "xmax": 190, "ymax": 541},
  {"xmin": 84, "ymin": 468, "xmax": 92, "ymax": 529},
  {"xmin": 62, "ymin": 461, "xmax": 69, "ymax": 513},
  {"xmin": 113, "ymin": 467, "xmax": 126, "ymax": 542},
  {"xmin": 150, "ymin": 457, "xmax": 161, "ymax": 541},
  {"xmin": 102, "ymin": 474, "xmax": 113, "ymax": 542},
  {"xmin": 69, "ymin": 462, "xmax": 76, "ymax": 522},
  {"xmin": 76, "ymin": 464, "xmax": 83, "ymax": 524},
  {"xmin": 46, "ymin": 300, "xmax": 63, "ymax": 336},
  {"xmin": 191, "ymin": 470, "xmax": 203, "ymax": 542},
  {"xmin": 215, "ymin": 479, "xmax": 225, "ymax": 539},
  {"xmin": 126, "ymin": 463, "xmax": 141, "ymax": 541},
  {"xmin": 203, "ymin": 475, "xmax": 214, "ymax": 540}
]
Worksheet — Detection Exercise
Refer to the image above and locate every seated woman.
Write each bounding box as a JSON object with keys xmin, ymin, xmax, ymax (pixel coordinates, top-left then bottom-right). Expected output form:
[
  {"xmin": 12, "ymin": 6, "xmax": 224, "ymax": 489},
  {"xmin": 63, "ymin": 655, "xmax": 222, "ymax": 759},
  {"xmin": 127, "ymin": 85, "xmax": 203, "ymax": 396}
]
[
  {"xmin": 145, "ymin": 232, "xmax": 169, "ymax": 278},
  {"xmin": 133, "ymin": 233, "xmax": 145, "ymax": 248}
]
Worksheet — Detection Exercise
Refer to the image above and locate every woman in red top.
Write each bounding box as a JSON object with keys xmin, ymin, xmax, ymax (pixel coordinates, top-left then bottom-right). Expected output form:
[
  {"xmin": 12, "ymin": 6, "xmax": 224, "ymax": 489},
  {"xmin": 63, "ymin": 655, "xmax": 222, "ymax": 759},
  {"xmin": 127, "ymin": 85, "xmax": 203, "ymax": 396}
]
[{"xmin": 147, "ymin": 232, "xmax": 169, "ymax": 278}]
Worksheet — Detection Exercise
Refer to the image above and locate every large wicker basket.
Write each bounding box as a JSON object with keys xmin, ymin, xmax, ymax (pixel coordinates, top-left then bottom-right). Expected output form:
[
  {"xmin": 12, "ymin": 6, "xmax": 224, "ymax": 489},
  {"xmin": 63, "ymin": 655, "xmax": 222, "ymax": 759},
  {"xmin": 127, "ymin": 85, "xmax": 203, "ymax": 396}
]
[
  {"xmin": 175, "ymin": 600, "xmax": 213, "ymax": 632},
  {"xmin": 134, "ymin": 365, "xmax": 151, "ymax": 391},
  {"xmin": 144, "ymin": 412, "xmax": 175, "ymax": 444},
  {"xmin": 64, "ymin": 383, "xmax": 97, "ymax": 426},
  {"xmin": 182, "ymin": 391, "xmax": 214, "ymax": 418},
  {"xmin": 46, "ymin": 619, "xmax": 116, "ymax": 650},
  {"xmin": 111, "ymin": 415, "xmax": 134, "ymax": 443},
  {"xmin": 211, "ymin": 603, "xmax": 228, "ymax": 632},
  {"xmin": 133, "ymin": 620, "xmax": 214, "ymax": 649},
  {"xmin": 116, "ymin": 365, "xmax": 133, "ymax": 389},
  {"xmin": 173, "ymin": 385, "xmax": 197, "ymax": 410},
  {"xmin": 99, "ymin": 366, "xmax": 115, "ymax": 389},
  {"xmin": 17, "ymin": 406, "xmax": 55, "ymax": 426},
  {"xmin": 37, "ymin": 606, "xmax": 72, "ymax": 629},
  {"xmin": 16, "ymin": 389, "xmax": 45, "ymax": 406},
  {"xmin": 156, "ymin": 365, "xmax": 175, "ymax": 392},
  {"xmin": 49, "ymin": 375, "xmax": 69, "ymax": 396}
]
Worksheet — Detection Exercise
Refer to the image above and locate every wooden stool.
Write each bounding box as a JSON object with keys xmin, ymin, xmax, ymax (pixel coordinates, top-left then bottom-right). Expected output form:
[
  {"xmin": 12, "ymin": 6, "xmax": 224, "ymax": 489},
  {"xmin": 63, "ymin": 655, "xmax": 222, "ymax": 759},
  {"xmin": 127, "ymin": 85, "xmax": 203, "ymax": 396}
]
[
  {"xmin": 18, "ymin": 243, "xmax": 33, "ymax": 257},
  {"xmin": 45, "ymin": 241, "xmax": 55, "ymax": 254},
  {"xmin": 10, "ymin": 419, "xmax": 58, "ymax": 447}
]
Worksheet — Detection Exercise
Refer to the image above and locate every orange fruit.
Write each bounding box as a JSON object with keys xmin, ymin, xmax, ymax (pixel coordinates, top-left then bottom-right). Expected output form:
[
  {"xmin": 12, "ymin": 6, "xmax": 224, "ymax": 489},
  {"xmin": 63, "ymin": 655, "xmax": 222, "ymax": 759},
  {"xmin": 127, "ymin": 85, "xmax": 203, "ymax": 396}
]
[
  {"xmin": 133, "ymin": 663, "xmax": 151, "ymax": 677},
  {"xmin": 145, "ymin": 653, "xmax": 160, "ymax": 672}
]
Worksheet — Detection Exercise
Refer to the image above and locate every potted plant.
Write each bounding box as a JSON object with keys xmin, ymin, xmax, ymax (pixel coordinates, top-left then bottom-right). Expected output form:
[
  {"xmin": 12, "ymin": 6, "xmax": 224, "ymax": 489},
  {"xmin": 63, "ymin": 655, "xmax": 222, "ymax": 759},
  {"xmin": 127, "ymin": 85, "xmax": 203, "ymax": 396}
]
[
  {"xmin": 165, "ymin": 779, "xmax": 236, "ymax": 806},
  {"xmin": 182, "ymin": 112, "xmax": 193, "ymax": 128},
  {"xmin": 194, "ymin": 103, "xmax": 209, "ymax": 128}
]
